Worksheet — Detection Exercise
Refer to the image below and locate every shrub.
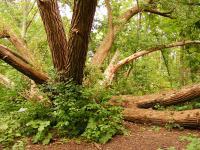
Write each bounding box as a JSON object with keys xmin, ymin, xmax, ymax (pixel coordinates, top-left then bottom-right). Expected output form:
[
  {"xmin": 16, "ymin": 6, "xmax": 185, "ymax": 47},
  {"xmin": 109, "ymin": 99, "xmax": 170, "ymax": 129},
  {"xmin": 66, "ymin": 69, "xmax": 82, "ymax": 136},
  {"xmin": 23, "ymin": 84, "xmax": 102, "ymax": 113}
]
[{"xmin": 0, "ymin": 81, "xmax": 125, "ymax": 147}]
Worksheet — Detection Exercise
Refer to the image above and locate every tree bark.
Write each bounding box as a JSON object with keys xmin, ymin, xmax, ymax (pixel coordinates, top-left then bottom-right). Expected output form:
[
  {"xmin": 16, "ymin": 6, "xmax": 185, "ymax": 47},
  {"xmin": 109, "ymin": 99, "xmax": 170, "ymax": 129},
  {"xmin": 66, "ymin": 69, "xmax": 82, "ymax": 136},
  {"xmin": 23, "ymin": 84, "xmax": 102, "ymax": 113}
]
[
  {"xmin": 124, "ymin": 108, "xmax": 200, "ymax": 128},
  {"xmin": 110, "ymin": 84, "xmax": 200, "ymax": 128},
  {"xmin": 104, "ymin": 40, "xmax": 200, "ymax": 84},
  {"xmin": 103, "ymin": 50, "xmax": 120, "ymax": 85},
  {"xmin": 37, "ymin": 0, "xmax": 68, "ymax": 76},
  {"xmin": 0, "ymin": 45, "xmax": 48, "ymax": 84},
  {"xmin": 137, "ymin": 84, "xmax": 200, "ymax": 108},
  {"xmin": 64, "ymin": 0, "xmax": 97, "ymax": 84},
  {"xmin": 37, "ymin": 0, "xmax": 97, "ymax": 84}
]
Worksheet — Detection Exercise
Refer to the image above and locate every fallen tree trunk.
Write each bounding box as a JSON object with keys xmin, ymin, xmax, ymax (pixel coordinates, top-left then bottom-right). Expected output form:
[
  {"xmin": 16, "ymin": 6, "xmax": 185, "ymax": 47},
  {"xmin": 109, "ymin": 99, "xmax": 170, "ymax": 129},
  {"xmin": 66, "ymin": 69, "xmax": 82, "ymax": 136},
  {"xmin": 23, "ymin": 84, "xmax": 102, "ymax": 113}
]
[
  {"xmin": 137, "ymin": 84, "xmax": 200, "ymax": 108},
  {"xmin": 111, "ymin": 84, "xmax": 200, "ymax": 128},
  {"xmin": 0, "ymin": 45, "xmax": 49, "ymax": 84},
  {"xmin": 124, "ymin": 108, "xmax": 200, "ymax": 128}
]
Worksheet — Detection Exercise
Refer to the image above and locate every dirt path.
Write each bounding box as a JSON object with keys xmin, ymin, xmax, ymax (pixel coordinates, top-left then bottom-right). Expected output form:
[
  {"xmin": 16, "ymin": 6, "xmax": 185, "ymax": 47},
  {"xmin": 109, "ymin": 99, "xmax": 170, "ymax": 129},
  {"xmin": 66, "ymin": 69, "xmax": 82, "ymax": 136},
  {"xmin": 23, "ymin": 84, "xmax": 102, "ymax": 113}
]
[{"xmin": 26, "ymin": 122, "xmax": 200, "ymax": 150}]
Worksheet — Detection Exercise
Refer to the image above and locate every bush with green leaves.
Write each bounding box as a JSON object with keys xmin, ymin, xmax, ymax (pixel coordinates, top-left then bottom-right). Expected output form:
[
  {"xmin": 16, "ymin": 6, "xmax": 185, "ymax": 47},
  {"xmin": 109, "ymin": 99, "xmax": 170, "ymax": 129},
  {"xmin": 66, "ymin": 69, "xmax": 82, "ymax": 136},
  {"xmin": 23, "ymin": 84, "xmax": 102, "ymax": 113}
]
[{"xmin": 0, "ymin": 81, "xmax": 125, "ymax": 147}]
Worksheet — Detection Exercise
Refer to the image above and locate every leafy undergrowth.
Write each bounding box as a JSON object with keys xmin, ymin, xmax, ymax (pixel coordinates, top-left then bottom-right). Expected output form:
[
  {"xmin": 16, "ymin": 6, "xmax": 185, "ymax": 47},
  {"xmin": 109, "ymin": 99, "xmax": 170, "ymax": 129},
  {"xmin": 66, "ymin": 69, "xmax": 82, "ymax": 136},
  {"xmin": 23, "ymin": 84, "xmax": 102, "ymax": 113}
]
[
  {"xmin": 0, "ymin": 82, "xmax": 125, "ymax": 148},
  {"xmin": 179, "ymin": 134, "xmax": 200, "ymax": 150}
]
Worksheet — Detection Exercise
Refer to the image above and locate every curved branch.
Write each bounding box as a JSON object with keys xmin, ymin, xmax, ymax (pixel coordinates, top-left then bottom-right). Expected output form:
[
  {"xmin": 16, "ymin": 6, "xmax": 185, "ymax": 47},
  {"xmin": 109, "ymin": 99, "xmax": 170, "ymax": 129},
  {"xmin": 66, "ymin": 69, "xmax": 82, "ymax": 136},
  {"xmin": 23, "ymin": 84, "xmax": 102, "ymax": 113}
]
[
  {"xmin": 105, "ymin": 0, "xmax": 114, "ymax": 44},
  {"xmin": 91, "ymin": 4, "xmax": 142, "ymax": 66},
  {"xmin": 92, "ymin": 0, "xmax": 174, "ymax": 66},
  {"xmin": 0, "ymin": 45, "xmax": 49, "ymax": 84},
  {"xmin": 104, "ymin": 40, "xmax": 200, "ymax": 84}
]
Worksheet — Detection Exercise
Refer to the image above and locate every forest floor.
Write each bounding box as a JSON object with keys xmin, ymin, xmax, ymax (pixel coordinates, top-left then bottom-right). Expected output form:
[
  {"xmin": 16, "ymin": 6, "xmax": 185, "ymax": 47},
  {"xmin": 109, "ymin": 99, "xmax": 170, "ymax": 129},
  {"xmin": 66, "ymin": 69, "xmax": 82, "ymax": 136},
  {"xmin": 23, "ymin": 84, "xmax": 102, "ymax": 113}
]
[{"xmin": 25, "ymin": 122, "xmax": 200, "ymax": 150}]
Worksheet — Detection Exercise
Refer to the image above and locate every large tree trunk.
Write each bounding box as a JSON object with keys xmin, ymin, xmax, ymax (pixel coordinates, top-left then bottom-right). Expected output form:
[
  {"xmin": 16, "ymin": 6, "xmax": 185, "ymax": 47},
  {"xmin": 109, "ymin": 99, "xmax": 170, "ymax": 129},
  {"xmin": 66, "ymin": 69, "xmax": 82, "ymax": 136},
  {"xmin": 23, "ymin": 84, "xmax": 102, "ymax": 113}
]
[
  {"xmin": 0, "ymin": 45, "xmax": 48, "ymax": 84},
  {"xmin": 37, "ymin": 0, "xmax": 68, "ymax": 77},
  {"xmin": 111, "ymin": 84, "xmax": 200, "ymax": 128},
  {"xmin": 64, "ymin": 0, "xmax": 97, "ymax": 84},
  {"xmin": 37, "ymin": 0, "xmax": 97, "ymax": 84}
]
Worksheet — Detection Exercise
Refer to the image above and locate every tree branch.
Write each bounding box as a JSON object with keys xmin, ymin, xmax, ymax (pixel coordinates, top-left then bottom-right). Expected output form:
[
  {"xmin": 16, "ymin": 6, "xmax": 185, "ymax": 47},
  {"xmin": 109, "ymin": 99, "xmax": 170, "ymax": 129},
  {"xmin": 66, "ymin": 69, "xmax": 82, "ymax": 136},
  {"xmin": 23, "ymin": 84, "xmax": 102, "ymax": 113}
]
[
  {"xmin": 144, "ymin": 9, "xmax": 174, "ymax": 19},
  {"xmin": 104, "ymin": 40, "xmax": 200, "ymax": 84},
  {"xmin": 91, "ymin": 3, "xmax": 142, "ymax": 66},
  {"xmin": 1, "ymin": 26, "xmax": 35, "ymax": 64},
  {"xmin": 0, "ymin": 45, "xmax": 49, "ymax": 84},
  {"xmin": 92, "ymin": 0, "xmax": 174, "ymax": 66}
]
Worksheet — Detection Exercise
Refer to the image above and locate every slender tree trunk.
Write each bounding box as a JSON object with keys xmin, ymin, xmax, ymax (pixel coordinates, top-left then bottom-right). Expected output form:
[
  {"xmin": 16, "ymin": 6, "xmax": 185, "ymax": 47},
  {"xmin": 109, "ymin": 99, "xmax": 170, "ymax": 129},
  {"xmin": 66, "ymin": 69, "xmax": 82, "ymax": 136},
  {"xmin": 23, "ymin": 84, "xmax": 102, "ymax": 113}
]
[
  {"xmin": 64, "ymin": 0, "xmax": 97, "ymax": 84},
  {"xmin": 103, "ymin": 50, "xmax": 120, "ymax": 85}
]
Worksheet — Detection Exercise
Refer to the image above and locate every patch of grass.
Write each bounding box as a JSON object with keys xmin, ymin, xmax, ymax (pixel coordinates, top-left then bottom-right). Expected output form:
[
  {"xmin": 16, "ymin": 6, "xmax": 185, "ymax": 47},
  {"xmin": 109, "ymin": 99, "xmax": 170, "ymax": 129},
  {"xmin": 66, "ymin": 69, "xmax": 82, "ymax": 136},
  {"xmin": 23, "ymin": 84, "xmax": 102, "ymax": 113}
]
[
  {"xmin": 179, "ymin": 134, "xmax": 200, "ymax": 150},
  {"xmin": 150, "ymin": 126, "xmax": 161, "ymax": 132}
]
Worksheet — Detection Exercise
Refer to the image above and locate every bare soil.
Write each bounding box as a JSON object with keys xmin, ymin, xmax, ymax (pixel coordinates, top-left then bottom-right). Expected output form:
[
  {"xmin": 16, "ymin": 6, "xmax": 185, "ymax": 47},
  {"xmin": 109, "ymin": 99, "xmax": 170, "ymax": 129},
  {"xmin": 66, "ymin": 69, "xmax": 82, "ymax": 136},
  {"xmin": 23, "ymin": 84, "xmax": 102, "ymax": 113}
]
[{"xmin": 25, "ymin": 122, "xmax": 200, "ymax": 150}]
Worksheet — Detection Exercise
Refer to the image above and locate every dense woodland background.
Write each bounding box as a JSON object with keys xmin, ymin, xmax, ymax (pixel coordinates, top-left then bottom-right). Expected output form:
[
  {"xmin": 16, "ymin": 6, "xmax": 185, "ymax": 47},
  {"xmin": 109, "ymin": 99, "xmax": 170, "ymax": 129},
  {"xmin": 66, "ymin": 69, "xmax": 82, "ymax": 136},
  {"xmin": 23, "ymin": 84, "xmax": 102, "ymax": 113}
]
[{"xmin": 0, "ymin": 0, "xmax": 200, "ymax": 149}]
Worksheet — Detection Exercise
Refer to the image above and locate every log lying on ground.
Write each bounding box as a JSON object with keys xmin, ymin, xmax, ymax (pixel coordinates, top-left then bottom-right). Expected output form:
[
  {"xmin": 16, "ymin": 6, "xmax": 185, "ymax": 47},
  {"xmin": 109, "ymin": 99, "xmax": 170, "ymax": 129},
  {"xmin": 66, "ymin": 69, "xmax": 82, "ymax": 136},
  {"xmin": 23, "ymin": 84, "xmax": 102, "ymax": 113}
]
[
  {"xmin": 124, "ymin": 108, "xmax": 200, "ymax": 128},
  {"xmin": 137, "ymin": 84, "xmax": 200, "ymax": 108},
  {"xmin": 111, "ymin": 84, "xmax": 200, "ymax": 128}
]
